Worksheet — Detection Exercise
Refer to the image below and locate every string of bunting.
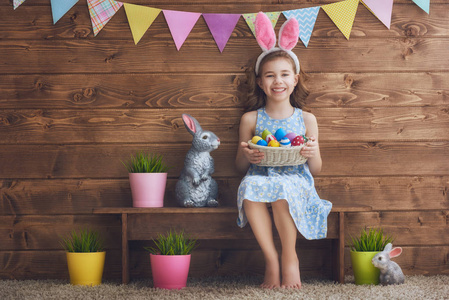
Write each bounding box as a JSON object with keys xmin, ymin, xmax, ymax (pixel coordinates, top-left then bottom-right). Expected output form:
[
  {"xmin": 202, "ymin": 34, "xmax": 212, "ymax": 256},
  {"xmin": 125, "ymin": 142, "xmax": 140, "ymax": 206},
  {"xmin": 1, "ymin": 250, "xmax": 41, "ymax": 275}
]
[{"xmin": 13, "ymin": 0, "xmax": 431, "ymax": 52}]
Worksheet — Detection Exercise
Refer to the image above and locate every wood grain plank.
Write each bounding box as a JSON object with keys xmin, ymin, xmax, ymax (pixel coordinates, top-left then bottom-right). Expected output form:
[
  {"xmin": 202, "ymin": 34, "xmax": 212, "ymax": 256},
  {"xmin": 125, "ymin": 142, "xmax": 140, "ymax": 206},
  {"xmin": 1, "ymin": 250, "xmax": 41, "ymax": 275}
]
[
  {"xmin": 1, "ymin": 176, "xmax": 447, "ymax": 215},
  {"xmin": 0, "ymin": 73, "xmax": 448, "ymax": 109},
  {"xmin": 0, "ymin": 142, "xmax": 448, "ymax": 178},
  {"xmin": 1, "ymin": 38, "xmax": 449, "ymax": 74},
  {"xmin": 1, "ymin": 106, "xmax": 448, "ymax": 144},
  {"xmin": 345, "ymin": 211, "xmax": 449, "ymax": 246},
  {"xmin": 2, "ymin": 4, "xmax": 449, "ymax": 40}
]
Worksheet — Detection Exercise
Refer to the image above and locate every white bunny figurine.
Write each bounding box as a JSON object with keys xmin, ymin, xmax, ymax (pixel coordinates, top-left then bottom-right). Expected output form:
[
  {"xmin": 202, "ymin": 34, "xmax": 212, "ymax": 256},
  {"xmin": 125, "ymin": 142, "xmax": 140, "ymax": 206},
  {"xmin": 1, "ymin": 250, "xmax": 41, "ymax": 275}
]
[
  {"xmin": 175, "ymin": 114, "xmax": 220, "ymax": 207},
  {"xmin": 372, "ymin": 243, "xmax": 405, "ymax": 285}
]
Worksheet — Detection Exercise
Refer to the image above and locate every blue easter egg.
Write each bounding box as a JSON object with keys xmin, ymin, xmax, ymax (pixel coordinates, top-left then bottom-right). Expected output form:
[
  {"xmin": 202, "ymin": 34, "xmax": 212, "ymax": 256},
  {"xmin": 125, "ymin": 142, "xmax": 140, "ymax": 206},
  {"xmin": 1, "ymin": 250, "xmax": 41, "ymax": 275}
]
[
  {"xmin": 256, "ymin": 139, "xmax": 268, "ymax": 146},
  {"xmin": 274, "ymin": 128, "xmax": 287, "ymax": 141},
  {"xmin": 280, "ymin": 137, "xmax": 291, "ymax": 147}
]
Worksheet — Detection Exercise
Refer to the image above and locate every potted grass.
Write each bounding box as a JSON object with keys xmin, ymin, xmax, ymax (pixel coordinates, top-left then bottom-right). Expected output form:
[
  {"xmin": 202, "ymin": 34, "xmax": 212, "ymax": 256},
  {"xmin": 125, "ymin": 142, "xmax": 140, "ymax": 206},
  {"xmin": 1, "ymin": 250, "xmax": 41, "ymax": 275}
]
[
  {"xmin": 350, "ymin": 227, "xmax": 394, "ymax": 285},
  {"xmin": 122, "ymin": 151, "xmax": 171, "ymax": 207},
  {"xmin": 145, "ymin": 229, "xmax": 198, "ymax": 289},
  {"xmin": 60, "ymin": 228, "xmax": 105, "ymax": 286}
]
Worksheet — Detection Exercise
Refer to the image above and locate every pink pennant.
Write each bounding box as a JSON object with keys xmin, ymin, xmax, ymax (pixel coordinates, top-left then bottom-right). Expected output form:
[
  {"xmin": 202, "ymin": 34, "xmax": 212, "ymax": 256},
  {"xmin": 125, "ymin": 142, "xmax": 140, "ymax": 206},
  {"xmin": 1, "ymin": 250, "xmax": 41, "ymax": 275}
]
[
  {"xmin": 203, "ymin": 14, "xmax": 240, "ymax": 53},
  {"xmin": 163, "ymin": 10, "xmax": 201, "ymax": 51},
  {"xmin": 363, "ymin": 0, "xmax": 394, "ymax": 29}
]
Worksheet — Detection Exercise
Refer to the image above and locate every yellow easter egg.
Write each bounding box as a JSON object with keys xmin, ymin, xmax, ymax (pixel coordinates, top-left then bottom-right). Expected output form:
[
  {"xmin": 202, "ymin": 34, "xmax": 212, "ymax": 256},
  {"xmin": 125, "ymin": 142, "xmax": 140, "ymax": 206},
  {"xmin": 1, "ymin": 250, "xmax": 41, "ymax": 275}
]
[
  {"xmin": 251, "ymin": 136, "xmax": 263, "ymax": 144},
  {"xmin": 268, "ymin": 140, "xmax": 280, "ymax": 147}
]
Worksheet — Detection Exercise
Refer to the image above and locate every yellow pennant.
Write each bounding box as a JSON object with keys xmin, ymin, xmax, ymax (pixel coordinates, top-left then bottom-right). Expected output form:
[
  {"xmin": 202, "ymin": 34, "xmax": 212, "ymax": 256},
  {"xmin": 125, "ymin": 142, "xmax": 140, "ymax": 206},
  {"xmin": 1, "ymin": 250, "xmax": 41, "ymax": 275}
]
[
  {"xmin": 124, "ymin": 3, "xmax": 161, "ymax": 45},
  {"xmin": 321, "ymin": 0, "xmax": 359, "ymax": 40}
]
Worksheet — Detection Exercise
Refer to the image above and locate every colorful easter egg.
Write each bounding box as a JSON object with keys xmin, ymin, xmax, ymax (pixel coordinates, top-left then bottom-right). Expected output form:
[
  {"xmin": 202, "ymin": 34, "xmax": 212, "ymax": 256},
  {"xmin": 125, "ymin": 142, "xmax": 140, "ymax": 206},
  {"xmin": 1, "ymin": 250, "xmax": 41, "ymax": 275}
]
[
  {"xmin": 256, "ymin": 139, "xmax": 268, "ymax": 146},
  {"xmin": 285, "ymin": 132, "xmax": 297, "ymax": 142},
  {"xmin": 291, "ymin": 135, "xmax": 305, "ymax": 146},
  {"xmin": 274, "ymin": 128, "xmax": 287, "ymax": 141},
  {"xmin": 251, "ymin": 136, "xmax": 262, "ymax": 144},
  {"xmin": 266, "ymin": 134, "xmax": 277, "ymax": 143},
  {"xmin": 261, "ymin": 129, "xmax": 272, "ymax": 141},
  {"xmin": 279, "ymin": 137, "xmax": 291, "ymax": 147},
  {"xmin": 268, "ymin": 140, "xmax": 280, "ymax": 147}
]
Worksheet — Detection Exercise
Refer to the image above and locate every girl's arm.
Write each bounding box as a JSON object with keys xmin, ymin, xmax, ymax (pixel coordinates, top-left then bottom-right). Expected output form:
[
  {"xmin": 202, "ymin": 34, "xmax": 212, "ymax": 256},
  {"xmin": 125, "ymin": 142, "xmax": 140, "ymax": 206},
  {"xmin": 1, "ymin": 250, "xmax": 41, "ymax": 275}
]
[
  {"xmin": 235, "ymin": 111, "xmax": 264, "ymax": 174},
  {"xmin": 302, "ymin": 112, "xmax": 322, "ymax": 175}
]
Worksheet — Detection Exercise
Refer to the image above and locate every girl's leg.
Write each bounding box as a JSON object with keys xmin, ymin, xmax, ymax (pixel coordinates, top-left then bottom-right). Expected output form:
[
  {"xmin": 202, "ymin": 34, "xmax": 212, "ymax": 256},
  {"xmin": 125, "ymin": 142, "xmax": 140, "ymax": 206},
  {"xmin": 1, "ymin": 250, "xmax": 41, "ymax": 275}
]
[
  {"xmin": 271, "ymin": 199, "xmax": 301, "ymax": 289},
  {"xmin": 243, "ymin": 199, "xmax": 280, "ymax": 288}
]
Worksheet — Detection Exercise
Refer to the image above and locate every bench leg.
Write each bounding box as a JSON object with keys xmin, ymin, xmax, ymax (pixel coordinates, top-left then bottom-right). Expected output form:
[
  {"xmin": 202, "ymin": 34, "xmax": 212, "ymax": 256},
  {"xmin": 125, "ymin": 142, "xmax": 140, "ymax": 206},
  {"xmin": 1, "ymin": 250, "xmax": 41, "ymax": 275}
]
[
  {"xmin": 337, "ymin": 212, "xmax": 345, "ymax": 283},
  {"xmin": 121, "ymin": 213, "xmax": 129, "ymax": 284}
]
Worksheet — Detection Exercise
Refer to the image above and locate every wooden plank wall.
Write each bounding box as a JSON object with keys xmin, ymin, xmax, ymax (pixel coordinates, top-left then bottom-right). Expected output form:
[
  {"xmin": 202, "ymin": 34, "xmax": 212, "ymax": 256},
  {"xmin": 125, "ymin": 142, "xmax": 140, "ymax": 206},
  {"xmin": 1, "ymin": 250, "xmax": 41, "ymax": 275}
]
[{"xmin": 0, "ymin": 0, "xmax": 448, "ymax": 280}]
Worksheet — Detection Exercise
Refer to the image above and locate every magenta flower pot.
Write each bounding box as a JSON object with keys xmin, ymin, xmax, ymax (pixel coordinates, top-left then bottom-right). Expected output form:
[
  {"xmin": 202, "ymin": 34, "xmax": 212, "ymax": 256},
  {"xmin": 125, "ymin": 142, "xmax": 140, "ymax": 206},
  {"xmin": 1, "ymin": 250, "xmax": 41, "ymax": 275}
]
[
  {"xmin": 150, "ymin": 254, "xmax": 191, "ymax": 289},
  {"xmin": 129, "ymin": 173, "xmax": 167, "ymax": 207}
]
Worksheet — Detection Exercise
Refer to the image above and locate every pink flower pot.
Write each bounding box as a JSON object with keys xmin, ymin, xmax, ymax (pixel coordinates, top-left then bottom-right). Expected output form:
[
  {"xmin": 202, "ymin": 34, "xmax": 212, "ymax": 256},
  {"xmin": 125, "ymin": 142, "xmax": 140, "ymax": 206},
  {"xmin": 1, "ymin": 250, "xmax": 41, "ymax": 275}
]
[
  {"xmin": 150, "ymin": 254, "xmax": 191, "ymax": 289},
  {"xmin": 129, "ymin": 173, "xmax": 167, "ymax": 207}
]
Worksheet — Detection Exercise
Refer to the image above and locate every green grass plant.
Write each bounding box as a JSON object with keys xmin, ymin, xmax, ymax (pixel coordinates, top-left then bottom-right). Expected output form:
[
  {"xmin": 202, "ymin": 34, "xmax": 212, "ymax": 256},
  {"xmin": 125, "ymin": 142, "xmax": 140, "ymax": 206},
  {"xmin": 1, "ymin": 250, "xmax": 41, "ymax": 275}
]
[
  {"xmin": 60, "ymin": 229, "xmax": 104, "ymax": 253},
  {"xmin": 145, "ymin": 229, "xmax": 198, "ymax": 255},
  {"xmin": 122, "ymin": 151, "xmax": 170, "ymax": 173},
  {"xmin": 350, "ymin": 227, "xmax": 394, "ymax": 252}
]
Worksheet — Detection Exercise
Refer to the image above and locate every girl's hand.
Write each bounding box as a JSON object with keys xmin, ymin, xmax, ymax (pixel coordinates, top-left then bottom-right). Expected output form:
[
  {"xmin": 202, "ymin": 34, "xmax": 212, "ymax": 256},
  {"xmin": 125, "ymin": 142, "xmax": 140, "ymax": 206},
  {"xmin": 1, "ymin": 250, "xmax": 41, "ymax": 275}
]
[
  {"xmin": 240, "ymin": 141, "xmax": 264, "ymax": 164},
  {"xmin": 300, "ymin": 136, "xmax": 319, "ymax": 158}
]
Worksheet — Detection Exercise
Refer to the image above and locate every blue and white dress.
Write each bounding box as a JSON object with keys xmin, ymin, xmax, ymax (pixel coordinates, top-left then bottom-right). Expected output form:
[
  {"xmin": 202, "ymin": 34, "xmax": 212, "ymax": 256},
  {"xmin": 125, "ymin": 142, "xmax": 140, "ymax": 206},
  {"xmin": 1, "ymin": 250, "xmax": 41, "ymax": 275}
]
[{"xmin": 237, "ymin": 107, "xmax": 332, "ymax": 240}]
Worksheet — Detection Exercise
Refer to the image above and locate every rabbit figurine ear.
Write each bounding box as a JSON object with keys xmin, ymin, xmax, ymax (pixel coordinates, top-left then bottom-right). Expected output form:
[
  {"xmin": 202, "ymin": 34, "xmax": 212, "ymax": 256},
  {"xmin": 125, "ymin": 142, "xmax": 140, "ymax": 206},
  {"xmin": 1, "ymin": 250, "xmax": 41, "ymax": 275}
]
[
  {"xmin": 255, "ymin": 12, "xmax": 276, "ymax": 52},
  {"xmin": 182, "ymin": 114, "xmax": 202, "ymax": 135},
  {"xmin": 389, "ymin": 247, "xmax": 403, "ymax": 258},
  {"xmin": 278, "ymin": 17, "xmax": 299, "ymax": 51}
]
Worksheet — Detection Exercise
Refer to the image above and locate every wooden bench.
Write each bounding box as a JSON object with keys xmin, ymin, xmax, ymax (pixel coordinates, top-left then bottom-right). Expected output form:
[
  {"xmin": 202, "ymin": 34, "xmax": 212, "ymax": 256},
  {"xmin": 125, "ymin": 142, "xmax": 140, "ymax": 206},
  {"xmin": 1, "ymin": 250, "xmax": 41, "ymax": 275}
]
[{"xmin": 93, "ymin": 205, "xmax": 371, "ymax": 284}]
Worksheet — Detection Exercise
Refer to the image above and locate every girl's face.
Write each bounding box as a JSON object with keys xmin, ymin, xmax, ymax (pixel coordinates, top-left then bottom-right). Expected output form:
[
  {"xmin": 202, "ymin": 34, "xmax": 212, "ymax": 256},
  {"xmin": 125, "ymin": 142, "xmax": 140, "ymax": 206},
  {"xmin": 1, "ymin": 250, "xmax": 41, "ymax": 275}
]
[{"xmin": 257, "ymin": 58, "xmax": 299, "ymax": 103}]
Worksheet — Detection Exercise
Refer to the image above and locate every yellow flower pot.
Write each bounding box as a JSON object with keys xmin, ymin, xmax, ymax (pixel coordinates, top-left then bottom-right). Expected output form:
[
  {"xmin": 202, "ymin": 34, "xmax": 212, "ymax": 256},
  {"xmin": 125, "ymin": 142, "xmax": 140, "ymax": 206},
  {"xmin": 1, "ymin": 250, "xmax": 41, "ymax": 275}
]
[
  {"xmin": 66, "ymin": 252, "xmax": 106, "ymax": 286},
  {"xmin": 350, "ymin": 250, "xmax": 380, "ymax": 285}
]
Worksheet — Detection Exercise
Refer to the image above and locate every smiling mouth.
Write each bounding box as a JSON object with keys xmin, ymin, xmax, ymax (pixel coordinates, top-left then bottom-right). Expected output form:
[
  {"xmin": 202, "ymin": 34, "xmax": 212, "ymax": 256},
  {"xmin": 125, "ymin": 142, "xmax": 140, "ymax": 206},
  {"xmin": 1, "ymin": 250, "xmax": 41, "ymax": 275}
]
[{"xmin": 272, "ymin": 88, "xmax": 286, "ymax": 92}]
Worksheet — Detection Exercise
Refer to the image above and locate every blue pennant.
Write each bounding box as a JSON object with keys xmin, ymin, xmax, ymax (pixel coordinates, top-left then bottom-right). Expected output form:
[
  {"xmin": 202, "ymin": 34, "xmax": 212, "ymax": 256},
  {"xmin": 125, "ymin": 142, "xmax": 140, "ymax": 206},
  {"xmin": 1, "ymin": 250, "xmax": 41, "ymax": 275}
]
[
  {"xmin": 51, "ymin": 0, "xmax": 79, "ymax": 24},
  {"xmin": 283, "ymin": 7, "xmax": 320, "ymax": 48}
]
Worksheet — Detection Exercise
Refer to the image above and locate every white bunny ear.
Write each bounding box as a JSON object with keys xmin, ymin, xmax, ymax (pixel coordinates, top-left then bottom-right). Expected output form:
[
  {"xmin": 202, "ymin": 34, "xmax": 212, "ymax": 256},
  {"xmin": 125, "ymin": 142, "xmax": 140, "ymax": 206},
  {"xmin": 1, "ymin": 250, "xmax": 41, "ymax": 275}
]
[
  {"xmin": 278, "ymin": 17, "xmax": 299, "ymax": 51},
  {"xmin": 255, "ymin": 12, "xmax": 276, "ymax": 52}
]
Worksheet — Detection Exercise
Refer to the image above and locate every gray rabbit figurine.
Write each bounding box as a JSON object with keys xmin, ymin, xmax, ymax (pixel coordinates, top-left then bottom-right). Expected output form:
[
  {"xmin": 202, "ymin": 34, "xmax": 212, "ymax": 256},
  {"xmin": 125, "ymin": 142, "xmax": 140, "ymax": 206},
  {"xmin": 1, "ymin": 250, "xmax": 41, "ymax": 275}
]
[
  {"xmin": 372, "ymin": 243, "xmax": 405, "ymax": 285},
  {"xmin": 175, "ymin": 114, "xmax": 220, "ymax": 207}
]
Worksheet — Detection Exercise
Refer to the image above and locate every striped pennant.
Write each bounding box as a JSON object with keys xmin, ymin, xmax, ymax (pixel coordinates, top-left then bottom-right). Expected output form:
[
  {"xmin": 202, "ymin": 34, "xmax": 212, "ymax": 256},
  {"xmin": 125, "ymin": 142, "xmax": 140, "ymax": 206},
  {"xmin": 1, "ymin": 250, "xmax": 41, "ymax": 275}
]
[
  {"xmin": 283, "ymin": 7, "xmax": 320, "ymax": 48},
  {"xmin": 13, "ymin": 0, "xmax": 26, "ymax": 10},
  {"xmin": 88, "ymin": 0, "xmax": 123, "ymax": 36}
]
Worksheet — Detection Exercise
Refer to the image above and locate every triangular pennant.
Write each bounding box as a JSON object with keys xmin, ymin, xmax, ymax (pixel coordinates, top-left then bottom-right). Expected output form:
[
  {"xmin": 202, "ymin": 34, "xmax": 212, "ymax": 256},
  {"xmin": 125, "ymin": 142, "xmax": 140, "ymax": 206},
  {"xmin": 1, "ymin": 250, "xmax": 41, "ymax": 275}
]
[
  {"xmin": 203, "ymin": 14, "xmax": 240, "ymax": 53},
  {"xmin": 412, "ymin": 0, "xmax": 430, "ymax": 13},
  {"xmin": 124, "ymin": 4, "xmax": 161, "ymax": 45},
  {"xmin": 283, "ymin": 7, "xmax": 320, "ymax": 48},
  {"xmin": 51, "ymin": 0, "xmax": 79, "ymax": 24},
  {"xmin": 88, "ymin": 0, "xmax": 123, "ymax": 36},
  {"xmin": 163, "ymin": 10, "xmax": 201, "ymax": 51},
  {"xmin": 243, "ymin": 12, "xmax": 281, "ymax": 37},
  {"xmin": 13, "ymin": 0, "xmax": 26, "ymax": 10},
  {"xmin": 361, "ymin": 0, "xmax": 394, "ymax": 29},
  {"xmin": 322, "ymin": 0, "xmax": 359, "ymax": 40}
]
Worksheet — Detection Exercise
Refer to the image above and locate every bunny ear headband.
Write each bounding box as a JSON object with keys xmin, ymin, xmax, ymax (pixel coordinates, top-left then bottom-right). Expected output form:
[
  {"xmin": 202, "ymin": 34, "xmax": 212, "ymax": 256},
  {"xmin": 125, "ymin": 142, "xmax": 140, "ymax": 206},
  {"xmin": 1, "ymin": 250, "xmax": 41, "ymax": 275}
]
[{"xmin": 255, "ymin": 12, "xmax": 300, "ymax": 76}]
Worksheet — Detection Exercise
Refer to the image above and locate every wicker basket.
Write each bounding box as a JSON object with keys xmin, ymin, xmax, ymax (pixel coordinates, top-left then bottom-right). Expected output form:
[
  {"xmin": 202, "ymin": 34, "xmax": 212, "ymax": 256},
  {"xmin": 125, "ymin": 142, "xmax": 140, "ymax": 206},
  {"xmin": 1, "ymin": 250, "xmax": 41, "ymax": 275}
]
[{"xmin": 248, "ymin": 140, "xmax": 308, "ymax": 167}]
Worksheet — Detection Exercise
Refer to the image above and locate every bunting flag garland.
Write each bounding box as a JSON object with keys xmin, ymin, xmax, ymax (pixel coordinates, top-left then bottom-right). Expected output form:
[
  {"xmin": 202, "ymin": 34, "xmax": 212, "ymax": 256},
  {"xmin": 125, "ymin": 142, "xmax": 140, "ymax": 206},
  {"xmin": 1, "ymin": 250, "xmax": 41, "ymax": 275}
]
[
  {"xmin": 412, "ymin": 0, "xmax": 430, "ymax": 13},
  {"xmin": 361, "ymin": 0, "xmax": 394, "ymax": 29},
  {"xmin": 163, "ymin": 10, "xmax": 201, "ymax": 51},
  {"xmin": 13, "ymin": 0, "xmax": 26, "ymax": 10},
  {"xmin": 322, "ymin": 0, "xmax": 359, "ymax": 39},
  {"xmin": 283, "ymin": 7, "xmax": 320, "ymax": 48},
  {"xmin": 88, "ymin": 0, "xmax": 123, "ymax": 36},
  {"xmin": 124, "ymin": 4, "xmax": 161, "ymax": 45},
  {"xmin": 203, "ymin": 14, "xmax": 240, "ymax": 53},
  {"xmin": 51, "ymin": 0, "xmax": 79, "ymax": 24},
  {"xmin": 243, "ymin": 12, "xmax": 281, "ymax": 37},
  {"xmin": 11, "ymin": 0, "xmax": 433, "ymax": 51}
]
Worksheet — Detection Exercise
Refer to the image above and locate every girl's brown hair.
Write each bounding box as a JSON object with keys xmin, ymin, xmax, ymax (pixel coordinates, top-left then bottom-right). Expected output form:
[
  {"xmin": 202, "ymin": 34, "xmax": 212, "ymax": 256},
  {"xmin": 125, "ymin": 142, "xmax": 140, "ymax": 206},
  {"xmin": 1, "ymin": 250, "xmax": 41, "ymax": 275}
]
[{"xmin": 244, "ymin": 50, "xmax": 309, "ymax": 113}]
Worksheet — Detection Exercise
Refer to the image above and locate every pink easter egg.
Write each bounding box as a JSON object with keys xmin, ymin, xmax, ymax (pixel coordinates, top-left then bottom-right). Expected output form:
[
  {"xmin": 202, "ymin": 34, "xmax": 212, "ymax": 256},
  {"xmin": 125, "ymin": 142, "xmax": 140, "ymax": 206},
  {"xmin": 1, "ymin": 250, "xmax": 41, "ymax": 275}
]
[{"xmin": 285, "ymin": 132, "xmax": 297, "ymax": 142}]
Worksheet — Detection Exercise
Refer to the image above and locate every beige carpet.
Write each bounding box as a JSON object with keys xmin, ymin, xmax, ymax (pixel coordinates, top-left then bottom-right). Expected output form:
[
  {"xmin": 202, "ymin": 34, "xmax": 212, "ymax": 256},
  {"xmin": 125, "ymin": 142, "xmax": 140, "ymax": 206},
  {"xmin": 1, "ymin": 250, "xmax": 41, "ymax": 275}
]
[{"xmin": 1, "ymin": 275, "xmax": 448, "ymax": 299}]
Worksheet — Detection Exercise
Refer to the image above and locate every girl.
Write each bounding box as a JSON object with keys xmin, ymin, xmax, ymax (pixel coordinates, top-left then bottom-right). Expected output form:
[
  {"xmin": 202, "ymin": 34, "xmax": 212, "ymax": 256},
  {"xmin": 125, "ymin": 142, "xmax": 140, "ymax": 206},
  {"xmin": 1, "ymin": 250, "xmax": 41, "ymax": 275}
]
[{"xmin": 235, "ymin": 13, "xmax": 332, "ymax": 289}]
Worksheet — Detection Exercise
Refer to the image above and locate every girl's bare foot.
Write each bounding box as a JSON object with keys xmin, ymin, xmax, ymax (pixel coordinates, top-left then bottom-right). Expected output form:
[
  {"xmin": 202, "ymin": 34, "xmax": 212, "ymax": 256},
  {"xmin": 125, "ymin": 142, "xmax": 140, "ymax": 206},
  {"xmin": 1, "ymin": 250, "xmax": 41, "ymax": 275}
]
[
  {"xmin": 261, "ymin": 259, "xmax": 280, "ymax": 289},
  {"xmin": 281, "ymin": 254, "xmax": 301, "ymax": 289}
]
